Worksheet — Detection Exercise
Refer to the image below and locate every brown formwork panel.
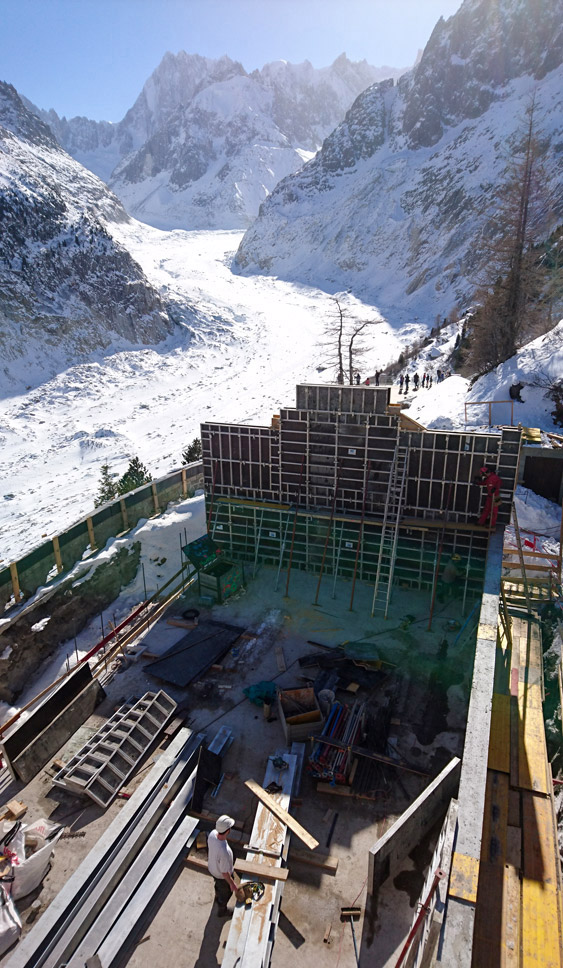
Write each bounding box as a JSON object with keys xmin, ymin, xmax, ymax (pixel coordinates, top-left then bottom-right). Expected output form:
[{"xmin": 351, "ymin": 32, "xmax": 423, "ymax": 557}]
[
  {"xmin": 295, "ymin": 384, "xmax": 390, "ymax": 414},
  {"xmin": 202, "ymin": 390, "xmax": 522, "ymax": 529}
]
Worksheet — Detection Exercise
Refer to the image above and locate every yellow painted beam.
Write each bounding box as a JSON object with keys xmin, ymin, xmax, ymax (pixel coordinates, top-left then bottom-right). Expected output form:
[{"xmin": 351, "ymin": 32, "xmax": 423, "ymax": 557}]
[
  {"xmin": 151, "ymin": 482, "xmax": 160, "ymax": 514},
  {"xmin": 521, "ymin": 879, "xmax": 562, "ymax": 967},
  {"xmin": 449, "ymin": 852, "xmax": 479, "ymax": 903},
  {"xmin": 9, "ymin": 562, "xmax": 21, "ymax": 601}
]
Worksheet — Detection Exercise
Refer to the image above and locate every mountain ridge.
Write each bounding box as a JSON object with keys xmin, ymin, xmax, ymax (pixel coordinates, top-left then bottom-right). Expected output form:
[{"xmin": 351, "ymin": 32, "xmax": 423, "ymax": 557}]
[
  {"xmin": 235, "ymin": 0, "xmax": 563, "ymax": 320},
  {"xmin": 27, "ymin": 51, "xmax": 407, "ymax": 229}
]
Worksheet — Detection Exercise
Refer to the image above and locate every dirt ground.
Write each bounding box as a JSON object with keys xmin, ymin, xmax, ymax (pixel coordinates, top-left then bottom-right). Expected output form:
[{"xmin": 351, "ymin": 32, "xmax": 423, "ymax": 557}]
[{"xmin": 0, "ymin": 563, "xmax": 478, "ymax": 968}]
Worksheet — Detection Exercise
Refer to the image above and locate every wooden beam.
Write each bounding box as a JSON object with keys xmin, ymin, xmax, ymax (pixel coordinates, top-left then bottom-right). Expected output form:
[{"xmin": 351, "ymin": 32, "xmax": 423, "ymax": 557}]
[
  {"xmin": 235, "ymin": 859, "xmax": 289, "ymax": 881},
  {"xmin": 52, "ymin": 535, "xmax": 63, "ymax": 573},
  {"xmin": 9, "ymin": 561, "xmax": 21, "ymax": 602},
  {"xmin": 151, "ymin": 482, "xmax": 160, "ymax": 514},
  {"xmin": 244, "ymin": 779, "xmax": 319, "ymax": 850}
]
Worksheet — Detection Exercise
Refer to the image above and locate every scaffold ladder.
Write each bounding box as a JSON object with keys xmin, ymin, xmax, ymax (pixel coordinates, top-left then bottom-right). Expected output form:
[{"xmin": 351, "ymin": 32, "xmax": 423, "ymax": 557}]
[{"xmin": 371, "ymin": 444, "xmax": 408, "ymax": 619}]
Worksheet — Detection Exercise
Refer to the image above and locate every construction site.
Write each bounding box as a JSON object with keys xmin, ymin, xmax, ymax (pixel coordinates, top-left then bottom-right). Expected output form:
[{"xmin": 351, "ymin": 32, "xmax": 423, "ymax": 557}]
[{"xmin": 0, "ymin": 381, "xmax": 562, "ymax": 968}]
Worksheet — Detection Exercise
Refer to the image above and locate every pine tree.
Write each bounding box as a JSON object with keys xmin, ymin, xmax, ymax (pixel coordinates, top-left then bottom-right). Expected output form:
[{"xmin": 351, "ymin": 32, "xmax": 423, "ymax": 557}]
[
  {"xmin": 182, "ymin": 437, "xmax": 202, "ymax": 464},
  {"xmin": 117, "ymin": 456, "xmax": 151, "ymax": 495},
  {"xmin": 95, "ymin": 463, "xmax": 118, "ymax": 507}
]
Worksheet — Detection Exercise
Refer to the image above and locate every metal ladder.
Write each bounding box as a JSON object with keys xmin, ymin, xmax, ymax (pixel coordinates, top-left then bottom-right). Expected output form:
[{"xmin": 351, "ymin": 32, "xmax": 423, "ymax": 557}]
[{"xmin": 371, "ymin": 444, "xmax": 408, "ymax": 619}]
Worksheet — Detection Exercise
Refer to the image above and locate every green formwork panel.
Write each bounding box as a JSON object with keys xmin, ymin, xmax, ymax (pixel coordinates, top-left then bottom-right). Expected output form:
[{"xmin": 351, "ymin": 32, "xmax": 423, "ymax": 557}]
[
  {"xmin": 17, "ymin": 542, "xmax": 57, "ymax": 597},
  {"xmin": 208, "ymin": 499, "xmax": 488, "ymax": 598},
  {"xmin": 156, "ymin": 471, "xmax": 184, "ymax": 508},
  {"xmin": 58, "ymin": 519, "xmax": 90, "ymax": 571},
  {"xmin": 0, "ymin": 566, "xmax": 13, "ymax": 611},
  {"xmin": 124, "ymin": 486, "xmax": 154, "ymax": 528},
  {"xmin": 91, "ymin": 504, "xmax": 127, "ymax": 548}
]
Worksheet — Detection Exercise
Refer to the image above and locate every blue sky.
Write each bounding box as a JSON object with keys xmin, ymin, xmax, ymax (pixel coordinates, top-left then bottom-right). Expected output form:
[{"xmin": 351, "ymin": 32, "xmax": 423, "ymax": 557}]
[{"xmin": 2, "ymin": 0, "xmax": 462, "ymax": 121}]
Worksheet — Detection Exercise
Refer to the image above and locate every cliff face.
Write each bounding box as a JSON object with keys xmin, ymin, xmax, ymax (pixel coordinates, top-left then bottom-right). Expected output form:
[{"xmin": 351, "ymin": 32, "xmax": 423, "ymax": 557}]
[
  {"xmin": 235, "ymin": 0, "xmax": 563, "ymax": 320},
  {"xmin": 0, "ymin": 82, "xmax": 174, "ymax": 387}
]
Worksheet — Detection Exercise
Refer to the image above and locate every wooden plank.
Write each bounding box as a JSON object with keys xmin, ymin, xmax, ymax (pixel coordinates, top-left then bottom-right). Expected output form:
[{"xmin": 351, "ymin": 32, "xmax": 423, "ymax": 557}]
[
  {"xmin": 488, "ymin": 694, "xmax": 511, "ymax": 773},
  {"xmin": 506, "ymin": 826, "xmax": 522, "ymax": 869},
  {"xmin": 234, "ymin": 859, "xmax": 289, "ymax": 881},
  {"xmin": 502, "ymin": 864, "xmax": 521, "ymax": 968},
  {"xmin": 507, "ymin": 789, "xmax": 521, "ymax": 828},
  {"xmin": 480, "ymin": 771, "xmax": 508, "ymax": 867},
  {"xmin": 244, "ymin": 779, "xmax": 319, "ymax": 850},
  {"xmin": 224, "ymin": 754, "xmax": 297, "ymax": 968},
  {"xmin": 472, "ymin": 864, "xmax": 504, "ymax": 967},
  {"xmin": 185, "ymin": 856, "xmax": 290, "ymax": 882},
  {"xmin": 517, "ymin": 681, "xmax": 550, "ymax": 794},
  {"xmin": 521, "ymin": 879, "xmax": 562, "ymax": 967},
  {"xmin": 522, "ymin": 791, "xmax": 559, "ymax": 887}
]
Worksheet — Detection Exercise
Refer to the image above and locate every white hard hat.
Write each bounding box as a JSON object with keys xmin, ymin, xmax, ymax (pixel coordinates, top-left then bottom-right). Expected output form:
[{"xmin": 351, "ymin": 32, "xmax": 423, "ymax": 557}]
[{"xmin": 216, "ymin": 815, "xmax": 235, "ymax": 833}]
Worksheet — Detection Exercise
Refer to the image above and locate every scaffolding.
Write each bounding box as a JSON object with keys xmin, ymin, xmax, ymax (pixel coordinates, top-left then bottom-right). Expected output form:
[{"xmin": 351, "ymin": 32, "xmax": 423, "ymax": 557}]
[{"xmin": 200, "ymin": 385, "xmax": 522, "ymax": 613}]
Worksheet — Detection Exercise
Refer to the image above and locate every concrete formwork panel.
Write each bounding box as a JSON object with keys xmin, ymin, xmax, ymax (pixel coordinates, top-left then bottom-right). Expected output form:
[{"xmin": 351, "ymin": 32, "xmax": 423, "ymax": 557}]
[{"xmin": 368, "ymin": 756, "xmax": 461, "ymax": 896}]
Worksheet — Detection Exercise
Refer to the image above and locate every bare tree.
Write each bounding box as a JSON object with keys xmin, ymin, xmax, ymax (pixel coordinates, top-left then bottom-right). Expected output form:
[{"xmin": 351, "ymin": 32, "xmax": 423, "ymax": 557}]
[{"xmin": 321, "ymin": 295, "xmax": 381, "ymax": 384}]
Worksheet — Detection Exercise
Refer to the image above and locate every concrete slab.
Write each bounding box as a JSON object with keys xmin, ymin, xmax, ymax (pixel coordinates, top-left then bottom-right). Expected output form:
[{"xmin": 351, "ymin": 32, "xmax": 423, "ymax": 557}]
[{"xmin": 0, "ymin": 561, "xmax": 484, "ymax": 968}]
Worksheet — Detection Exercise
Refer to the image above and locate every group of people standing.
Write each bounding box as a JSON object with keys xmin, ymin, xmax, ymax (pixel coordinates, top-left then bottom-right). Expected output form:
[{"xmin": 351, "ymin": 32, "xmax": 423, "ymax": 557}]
[
  {"xmin": 354, "ymin": 371, "xmax": 381, "ymax": 386},
  {"xmin": 398, "ymin": 368, "xmax": 452, "ymax": 394}
]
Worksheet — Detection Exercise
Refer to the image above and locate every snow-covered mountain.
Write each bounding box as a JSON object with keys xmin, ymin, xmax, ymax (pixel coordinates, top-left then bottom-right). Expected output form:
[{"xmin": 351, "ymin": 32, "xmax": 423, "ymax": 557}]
[
  {"xmin": 0, "ymin": 82, "xmax": 175, "ymax": 387},
  {"xmin": 33, "ymin": 52, "xmax": 405, "ymax": 230},
  {"xmin": 236, "ymin": 0, "xmax": 563, "ymax": 320}
]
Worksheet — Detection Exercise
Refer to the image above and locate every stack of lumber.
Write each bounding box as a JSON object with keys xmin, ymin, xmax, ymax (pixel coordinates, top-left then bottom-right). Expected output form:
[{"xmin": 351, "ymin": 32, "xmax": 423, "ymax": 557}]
[{"xmin": 6, "ymin": 726, "xmax": 232, "ymax": 968}]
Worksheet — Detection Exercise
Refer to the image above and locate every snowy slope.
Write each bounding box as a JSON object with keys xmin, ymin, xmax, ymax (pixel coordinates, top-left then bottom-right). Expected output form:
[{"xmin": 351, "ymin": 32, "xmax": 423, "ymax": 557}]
[
  {"xmin": 236, "ymin": 0, "xmax": 563, "ymax": 321},
  {"xmin": 31, "ymin": 51, "xmax": 406, "ymax": 230},
  {"xmin": 0, "ymin": 82, "xmax": 173, "ymax": 386},
  {"xmin": 0, "ymin": 227, "xmax": 409, "ymax": 565},
  {"xmin": 396, "ymin": 315, "xmax": 563, "ymax": 432}
]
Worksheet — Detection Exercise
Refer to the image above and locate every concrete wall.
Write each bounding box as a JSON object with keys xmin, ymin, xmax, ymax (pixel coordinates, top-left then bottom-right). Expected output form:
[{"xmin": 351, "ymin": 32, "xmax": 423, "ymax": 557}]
[
  {"xmin": 0, "ymin": 462, "xmax": 203, "ymax": 613},
  {"xmin": 436, "ymin": 531, "xmax": 504, "ymax": 967},
  {"xmin": 368, "ymin": 756, "xmax": 461, "ymax": 896}
]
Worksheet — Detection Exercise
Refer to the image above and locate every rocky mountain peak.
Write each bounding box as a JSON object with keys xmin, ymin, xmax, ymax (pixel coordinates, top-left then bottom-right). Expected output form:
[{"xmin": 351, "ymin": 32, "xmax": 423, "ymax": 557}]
[
  {"xmin": 0, "ymin": 81, "xmax": 58, "ymax": 149},
  {"xmin": 0, "ymin": 81, "xmax": 174, "ymax": 387},
  {"xmin": 403, "ymin": 0, "xmax": 563, "ymax": 147}
]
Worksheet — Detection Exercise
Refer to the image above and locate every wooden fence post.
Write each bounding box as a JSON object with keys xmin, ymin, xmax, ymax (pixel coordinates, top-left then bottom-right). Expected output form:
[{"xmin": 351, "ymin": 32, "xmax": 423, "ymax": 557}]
[
  {"xmin": 9, "ymin": 562, "xmax": 22, "ymax": 602},
  {"xmin": 52, "ymin": 535, "xmax": 63, "ymax": 573}
]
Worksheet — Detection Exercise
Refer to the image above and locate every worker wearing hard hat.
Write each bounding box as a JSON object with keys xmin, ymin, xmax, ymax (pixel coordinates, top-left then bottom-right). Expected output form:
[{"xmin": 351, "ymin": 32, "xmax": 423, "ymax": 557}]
[{"xmin": 207, "ymin": 815, "xmax": 245, "ymax": 915}]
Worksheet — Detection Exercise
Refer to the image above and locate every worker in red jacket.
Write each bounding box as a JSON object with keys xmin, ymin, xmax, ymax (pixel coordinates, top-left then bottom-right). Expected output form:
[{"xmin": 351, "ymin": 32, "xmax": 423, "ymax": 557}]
[{"xmin": 476, "ymin": 465, "xmax": 502, "ymax": 528}]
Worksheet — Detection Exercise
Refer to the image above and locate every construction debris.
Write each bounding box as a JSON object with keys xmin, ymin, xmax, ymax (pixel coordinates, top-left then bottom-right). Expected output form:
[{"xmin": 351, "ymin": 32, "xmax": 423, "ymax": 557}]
[{"xmin": 9, "ymin": 726, "xmax": 233, "ymax": 968}]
